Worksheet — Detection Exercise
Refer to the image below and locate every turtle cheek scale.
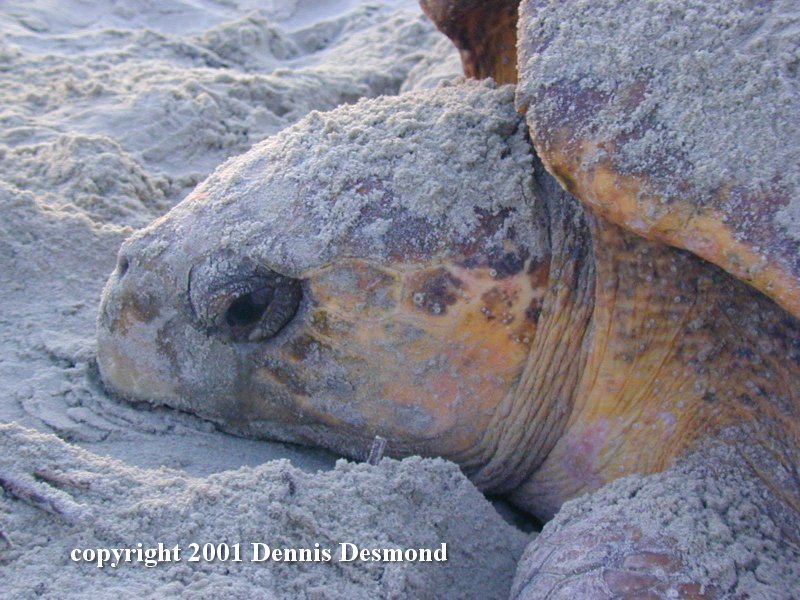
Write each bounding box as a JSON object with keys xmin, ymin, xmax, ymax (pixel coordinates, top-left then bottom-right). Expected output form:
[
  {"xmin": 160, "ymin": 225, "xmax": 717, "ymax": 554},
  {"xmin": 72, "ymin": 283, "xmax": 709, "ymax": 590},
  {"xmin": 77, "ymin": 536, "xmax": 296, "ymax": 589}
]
[{"xmin": 240, "ymin": 262, "xmax": 537, "ymax": 458}]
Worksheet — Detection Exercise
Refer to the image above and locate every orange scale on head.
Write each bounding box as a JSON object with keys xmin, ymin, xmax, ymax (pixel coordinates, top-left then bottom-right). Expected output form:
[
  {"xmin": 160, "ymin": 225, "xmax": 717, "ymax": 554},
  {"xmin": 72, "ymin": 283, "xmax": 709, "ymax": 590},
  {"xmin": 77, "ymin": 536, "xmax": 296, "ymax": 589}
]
[{"xmin": 306, "ymin": 259, "xmax": 403, "ymax": 323}]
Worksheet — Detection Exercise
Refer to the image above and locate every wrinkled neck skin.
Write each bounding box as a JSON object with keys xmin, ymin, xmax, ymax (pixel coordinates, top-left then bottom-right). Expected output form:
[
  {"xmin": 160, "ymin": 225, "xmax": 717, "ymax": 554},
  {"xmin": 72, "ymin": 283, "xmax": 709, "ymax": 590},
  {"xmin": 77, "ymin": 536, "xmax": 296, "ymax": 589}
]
[
  {"xmin": 467, "ymin": 161, "xmax": 595, "ymax": 495},
  {"xmin": 484, "ymin": 163, "xmax": 800, "ymax": 522}
]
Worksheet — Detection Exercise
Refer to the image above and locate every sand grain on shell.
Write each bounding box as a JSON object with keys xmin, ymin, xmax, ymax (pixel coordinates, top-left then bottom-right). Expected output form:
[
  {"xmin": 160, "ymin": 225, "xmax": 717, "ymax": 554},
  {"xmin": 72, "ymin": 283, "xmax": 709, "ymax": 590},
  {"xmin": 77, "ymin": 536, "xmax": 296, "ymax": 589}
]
[{"xmin": 518, "ymin": 0, "xmax": 800, "ymax": 241}]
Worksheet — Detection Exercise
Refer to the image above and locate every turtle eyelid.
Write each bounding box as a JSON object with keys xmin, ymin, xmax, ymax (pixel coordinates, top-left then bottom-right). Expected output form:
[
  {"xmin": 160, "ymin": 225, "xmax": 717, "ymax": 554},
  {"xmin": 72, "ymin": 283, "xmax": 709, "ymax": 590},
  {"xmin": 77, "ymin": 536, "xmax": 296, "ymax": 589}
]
[{"xmin": 188, "ymin": 256, "xmax": 303, "ymax": 341}]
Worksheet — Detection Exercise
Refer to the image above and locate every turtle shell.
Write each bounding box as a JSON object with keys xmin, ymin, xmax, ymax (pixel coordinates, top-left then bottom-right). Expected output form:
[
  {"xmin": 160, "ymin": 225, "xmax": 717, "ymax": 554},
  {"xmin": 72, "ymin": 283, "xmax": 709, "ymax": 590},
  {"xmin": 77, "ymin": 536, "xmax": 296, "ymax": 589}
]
[{"xmin": 516, "ymin": 0, "xmax": 800, "ymax": 319}]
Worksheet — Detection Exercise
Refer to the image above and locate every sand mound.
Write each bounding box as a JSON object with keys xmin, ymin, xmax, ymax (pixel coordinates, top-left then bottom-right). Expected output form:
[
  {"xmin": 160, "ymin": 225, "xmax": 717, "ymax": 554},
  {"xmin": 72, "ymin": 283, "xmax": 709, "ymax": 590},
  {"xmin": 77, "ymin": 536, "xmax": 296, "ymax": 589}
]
[{"xmin": 1, "ymin": 423, "xmax": 527, "ymax": 599}]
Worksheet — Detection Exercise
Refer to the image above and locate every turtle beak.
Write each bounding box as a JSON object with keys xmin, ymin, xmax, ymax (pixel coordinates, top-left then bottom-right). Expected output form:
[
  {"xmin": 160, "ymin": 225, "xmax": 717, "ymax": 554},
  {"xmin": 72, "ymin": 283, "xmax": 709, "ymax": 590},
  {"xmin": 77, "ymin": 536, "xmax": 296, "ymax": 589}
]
[
  {"xmin": 96, "ymin": 236, "xmax": 185, "ymax": 406},
  {"xmin": 96, "ymin": 230, "xmax": 244, "ymax": 418},
  {"xmin": 96, "ymin": 225, "xmax": 309, "ymax": 434}
]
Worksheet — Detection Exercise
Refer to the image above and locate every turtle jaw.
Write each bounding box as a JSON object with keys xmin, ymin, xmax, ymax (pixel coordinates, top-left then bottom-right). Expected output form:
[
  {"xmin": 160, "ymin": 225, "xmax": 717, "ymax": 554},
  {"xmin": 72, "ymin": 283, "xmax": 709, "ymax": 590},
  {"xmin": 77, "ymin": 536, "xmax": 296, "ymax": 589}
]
[
  {"xmin": 95, "ymin": 230, "xmax": 550, "ymax": 464},
  {"xmin": 95, "ymin": 182, "xmax": 554, "ymax": 465},
  {"xmin": 95, "ymin": 235, "xmax": 244, "ymax": 421}
]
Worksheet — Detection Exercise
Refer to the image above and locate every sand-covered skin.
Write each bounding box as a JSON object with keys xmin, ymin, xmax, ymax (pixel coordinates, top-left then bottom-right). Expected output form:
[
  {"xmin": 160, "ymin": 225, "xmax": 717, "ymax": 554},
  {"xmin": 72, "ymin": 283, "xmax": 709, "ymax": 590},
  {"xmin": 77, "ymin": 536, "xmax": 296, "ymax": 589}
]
[
  {"xmin": 134, "ymin": 79, "xmax": 544, "ymax": 280},
  {"xmin": 0, "ymin": 423, "xmax": 528, "ymax": 599}
]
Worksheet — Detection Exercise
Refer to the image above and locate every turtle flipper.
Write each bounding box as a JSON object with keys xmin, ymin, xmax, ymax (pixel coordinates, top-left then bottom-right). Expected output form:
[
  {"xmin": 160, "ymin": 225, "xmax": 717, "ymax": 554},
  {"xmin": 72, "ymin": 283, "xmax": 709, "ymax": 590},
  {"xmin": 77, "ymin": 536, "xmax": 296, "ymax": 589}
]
[
  {"xmin": 420, "ymin": 0, "xmax": 520, "ymax": 84},
  {"xmin": 511, "ymin": 513, "xmax": 717, "ymax": 599},
  {"xmin": 511, "ymin": 444, "xmax": 800, "ymax": 599}
]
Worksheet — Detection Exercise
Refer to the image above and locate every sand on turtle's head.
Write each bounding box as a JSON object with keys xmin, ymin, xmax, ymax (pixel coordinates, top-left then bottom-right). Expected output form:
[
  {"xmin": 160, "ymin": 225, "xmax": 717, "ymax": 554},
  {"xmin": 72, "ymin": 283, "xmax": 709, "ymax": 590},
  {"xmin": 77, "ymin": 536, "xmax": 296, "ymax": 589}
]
[
  {"xmin": 97, "ymin": 80, "xmax": 552, "ymax": 466},
  {"xmin": 129, "ymin": 78, "xmax": 545, "ymax": 277}
]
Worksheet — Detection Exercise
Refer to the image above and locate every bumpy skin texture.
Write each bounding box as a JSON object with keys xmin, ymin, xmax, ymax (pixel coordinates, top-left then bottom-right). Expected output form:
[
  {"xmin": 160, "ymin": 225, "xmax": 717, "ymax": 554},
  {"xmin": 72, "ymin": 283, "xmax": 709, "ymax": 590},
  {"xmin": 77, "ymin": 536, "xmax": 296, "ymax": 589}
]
[
  {"xmin": 515, "ymin": 203, "xmax": 800, "ymax": 519},
  {"xmin": 517, "ymin": 0, "xmax": 800, "ymax": 321},
  {"xmin": 486, "ymin": 171, "xmax": 800, "ymax": 600},
  {"xmin": 510, "ymin": 202, "xmax": 800, "ymax": 595}
]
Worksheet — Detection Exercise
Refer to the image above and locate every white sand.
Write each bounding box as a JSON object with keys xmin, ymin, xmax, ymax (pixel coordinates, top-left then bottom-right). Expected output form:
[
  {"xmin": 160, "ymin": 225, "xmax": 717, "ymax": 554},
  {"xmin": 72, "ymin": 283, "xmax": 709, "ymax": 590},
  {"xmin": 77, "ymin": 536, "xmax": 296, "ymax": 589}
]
[
  {"xmin": 0, "ymin": 1, "xmax": 531, "ymax": 597},
  {"xmin": 1, "ymin": 423, "xmax": 526, "ymax": 599}
]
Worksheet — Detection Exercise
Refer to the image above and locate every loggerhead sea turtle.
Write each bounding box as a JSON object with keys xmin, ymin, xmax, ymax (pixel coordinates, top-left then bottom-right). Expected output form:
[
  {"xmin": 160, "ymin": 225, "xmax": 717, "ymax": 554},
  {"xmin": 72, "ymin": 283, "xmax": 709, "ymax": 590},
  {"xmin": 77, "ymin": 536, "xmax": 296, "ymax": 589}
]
[{"xmin": 90, "ymin": 0, "xmax": 799, "ymax": 597}]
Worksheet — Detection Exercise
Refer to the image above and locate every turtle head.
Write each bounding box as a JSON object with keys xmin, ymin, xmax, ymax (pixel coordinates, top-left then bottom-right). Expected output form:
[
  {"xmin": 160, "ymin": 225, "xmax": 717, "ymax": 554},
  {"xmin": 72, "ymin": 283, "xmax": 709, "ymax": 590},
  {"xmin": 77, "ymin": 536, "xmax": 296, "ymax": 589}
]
[{"xmin": 97, "ymin": 82, "xmax": 551, "ymax": 464}]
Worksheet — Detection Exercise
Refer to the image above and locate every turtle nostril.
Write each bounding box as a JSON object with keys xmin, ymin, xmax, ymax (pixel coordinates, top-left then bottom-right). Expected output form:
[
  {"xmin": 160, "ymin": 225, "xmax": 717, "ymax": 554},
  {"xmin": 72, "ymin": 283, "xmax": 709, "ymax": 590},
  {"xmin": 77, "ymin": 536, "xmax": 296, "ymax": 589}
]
[
  {"xmin": 117, "ymin": 255, "xmax": 130, "ymax": 277},
  {"xmin": 225, "ymin": 287, "xmax": 274, "ymax": 328}
]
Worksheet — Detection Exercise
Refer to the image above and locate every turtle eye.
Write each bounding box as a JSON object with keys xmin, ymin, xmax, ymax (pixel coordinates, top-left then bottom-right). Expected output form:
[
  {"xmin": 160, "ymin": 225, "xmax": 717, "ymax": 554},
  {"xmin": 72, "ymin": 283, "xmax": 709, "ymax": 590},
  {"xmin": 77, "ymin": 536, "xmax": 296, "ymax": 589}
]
[
  {"xmin": 226, "ymin": 286, "xmax": 275, "ymax": 328},
  {"xmin": 224, "ymin": 276, "xmax": 301, "ymax": 342},
  {"xmin": 189, "ymin": 257, "xmax": 302, "ymax": 342}
]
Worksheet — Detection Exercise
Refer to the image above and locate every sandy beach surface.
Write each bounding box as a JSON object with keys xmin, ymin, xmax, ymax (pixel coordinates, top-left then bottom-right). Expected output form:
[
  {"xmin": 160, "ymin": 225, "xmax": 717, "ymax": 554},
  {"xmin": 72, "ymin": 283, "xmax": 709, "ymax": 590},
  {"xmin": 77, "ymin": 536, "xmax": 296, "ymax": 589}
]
[{"xmin": 0, "ymin": 1, "xmax": 529, "ymax": 597}]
